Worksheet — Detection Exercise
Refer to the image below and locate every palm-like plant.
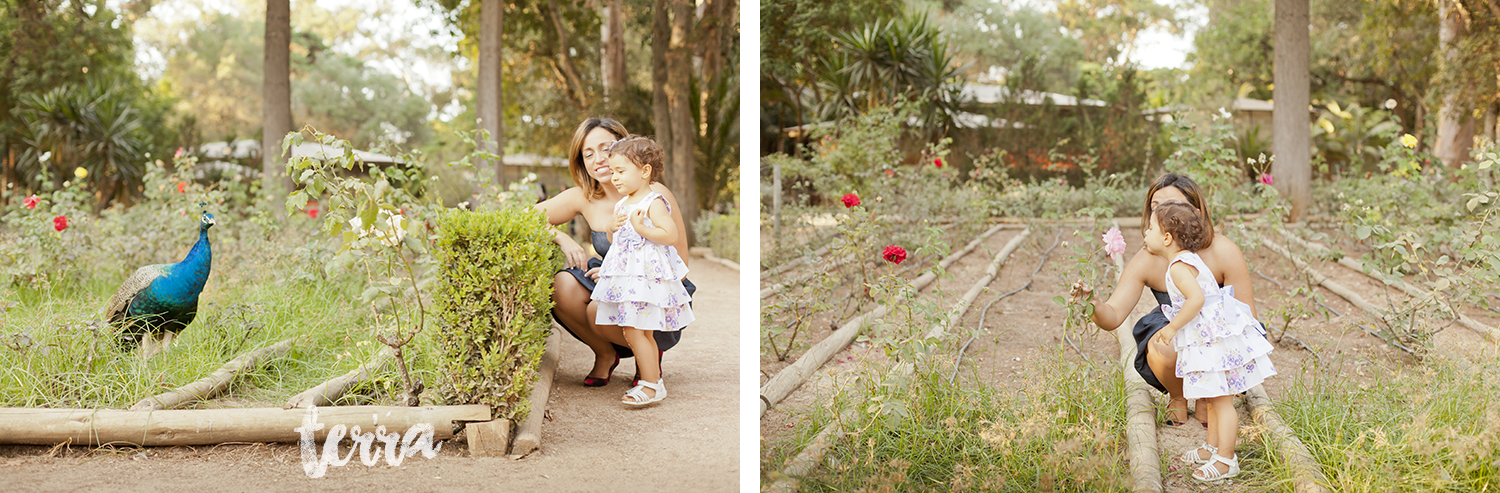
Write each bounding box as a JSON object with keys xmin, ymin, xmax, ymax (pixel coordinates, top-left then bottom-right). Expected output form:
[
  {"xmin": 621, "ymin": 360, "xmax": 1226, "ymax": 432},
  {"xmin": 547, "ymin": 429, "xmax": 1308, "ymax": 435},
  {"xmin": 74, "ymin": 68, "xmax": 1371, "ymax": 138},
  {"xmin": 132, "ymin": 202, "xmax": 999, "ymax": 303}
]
[
  {"xmin": 816, "ymin": 11, "xmax": 967, "ymax": 141},
  {"xmin": 11, "ymin": 78, "xmax": 153, "ymax": 207}
]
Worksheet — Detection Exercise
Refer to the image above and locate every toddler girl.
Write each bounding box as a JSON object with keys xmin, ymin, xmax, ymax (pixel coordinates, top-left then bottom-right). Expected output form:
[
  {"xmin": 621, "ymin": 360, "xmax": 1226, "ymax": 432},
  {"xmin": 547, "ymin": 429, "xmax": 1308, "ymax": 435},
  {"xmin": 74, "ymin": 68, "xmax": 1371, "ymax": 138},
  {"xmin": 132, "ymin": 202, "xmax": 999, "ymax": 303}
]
[
  {"xmin": 1144, "ymin": 202, "xmax": 1276, "ymax": 483},
  {"xmin": 591, "ymin": 136, "xmax": 694, "ymax": 407}
]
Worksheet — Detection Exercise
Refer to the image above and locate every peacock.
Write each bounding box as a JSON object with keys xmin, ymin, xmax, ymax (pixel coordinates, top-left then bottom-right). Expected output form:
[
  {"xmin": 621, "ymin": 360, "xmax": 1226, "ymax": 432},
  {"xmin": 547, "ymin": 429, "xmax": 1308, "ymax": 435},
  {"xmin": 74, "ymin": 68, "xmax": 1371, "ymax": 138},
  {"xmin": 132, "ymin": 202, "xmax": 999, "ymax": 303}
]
[{"xmin": 105, "ymin": 211, "xmax": 216, "ymax": 358}]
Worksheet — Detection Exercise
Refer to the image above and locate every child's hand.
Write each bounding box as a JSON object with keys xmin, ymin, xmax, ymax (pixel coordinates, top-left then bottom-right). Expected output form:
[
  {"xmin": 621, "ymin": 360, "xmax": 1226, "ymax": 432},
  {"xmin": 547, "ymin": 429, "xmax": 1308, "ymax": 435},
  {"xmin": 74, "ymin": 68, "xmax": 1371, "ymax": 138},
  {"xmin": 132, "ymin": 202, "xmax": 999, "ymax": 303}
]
[
  {"xmin": 629, "ymin": 209, "xmax": 647, "ymax": 228},
  {"xmin": 608, "ymin": 212, "xmax": 628, "ymax": 233},
  {"xmin": 1152, "ymin": 327, "xmax": 1176, "ymax": 347}
]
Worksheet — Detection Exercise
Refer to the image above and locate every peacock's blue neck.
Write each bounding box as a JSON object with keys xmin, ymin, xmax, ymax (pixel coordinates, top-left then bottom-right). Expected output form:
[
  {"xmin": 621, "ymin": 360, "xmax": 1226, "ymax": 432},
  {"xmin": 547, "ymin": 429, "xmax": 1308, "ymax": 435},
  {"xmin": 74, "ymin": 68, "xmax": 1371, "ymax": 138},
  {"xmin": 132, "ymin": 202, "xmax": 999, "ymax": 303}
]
[{"xmin": 161, "ymin": 228, "xmax": 212, "ymax": 302}]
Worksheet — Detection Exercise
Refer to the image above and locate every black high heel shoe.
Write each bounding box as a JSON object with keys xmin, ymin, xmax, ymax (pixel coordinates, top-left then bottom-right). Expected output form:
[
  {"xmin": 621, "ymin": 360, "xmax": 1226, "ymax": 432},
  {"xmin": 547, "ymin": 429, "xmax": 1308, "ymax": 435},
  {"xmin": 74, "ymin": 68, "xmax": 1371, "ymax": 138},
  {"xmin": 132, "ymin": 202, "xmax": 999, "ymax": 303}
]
[
  {"xmin": 631, "ymin": 350, "xmax": 666, "ymax": 387},
  {"xmin": 584, "ymin": 353, "xmax": 620, "ymax": 387}
]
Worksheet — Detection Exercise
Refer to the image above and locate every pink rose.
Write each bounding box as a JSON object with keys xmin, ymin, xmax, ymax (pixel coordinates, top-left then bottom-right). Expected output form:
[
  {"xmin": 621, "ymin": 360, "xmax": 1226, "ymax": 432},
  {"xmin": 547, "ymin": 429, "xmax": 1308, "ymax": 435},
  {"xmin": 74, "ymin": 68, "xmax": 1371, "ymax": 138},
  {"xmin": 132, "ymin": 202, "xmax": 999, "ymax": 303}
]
[
  {"xmin": 1102, "ymin": 227, "xmax": 1126, "ymax": 260},
  {"xmin": 1258, "ymin": 173, "xmax": 1273, "ymax": 185},
  {"xmin": 23, "ymin": 195, "xmax": 39, "ymax": 209}
]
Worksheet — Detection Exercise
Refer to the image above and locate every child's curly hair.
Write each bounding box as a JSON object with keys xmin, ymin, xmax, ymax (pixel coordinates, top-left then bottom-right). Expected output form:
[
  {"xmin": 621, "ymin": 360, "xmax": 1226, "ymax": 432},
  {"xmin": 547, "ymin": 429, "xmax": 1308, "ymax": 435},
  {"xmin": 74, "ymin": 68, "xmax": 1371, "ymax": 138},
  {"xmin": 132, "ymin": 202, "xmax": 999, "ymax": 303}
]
[
  {"xmin": 1153, "ymin": 202, "xmax": 1211, "ymax": 252},
  {"xmin": 606, "ymin": 135, "xmax": 665, "ymax": 184}
]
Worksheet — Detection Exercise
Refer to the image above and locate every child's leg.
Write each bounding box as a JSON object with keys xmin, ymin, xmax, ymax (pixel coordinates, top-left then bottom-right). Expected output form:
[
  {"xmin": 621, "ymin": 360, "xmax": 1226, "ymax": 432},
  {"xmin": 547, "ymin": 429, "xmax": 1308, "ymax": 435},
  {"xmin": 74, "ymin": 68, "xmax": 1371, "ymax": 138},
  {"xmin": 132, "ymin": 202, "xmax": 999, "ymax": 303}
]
[
  {"xmin": 622, "ymin": 328, "xmax": 662, "ymax": 394},
  {"xmin": 1202, "ymin": 395, "xmax": 1237, "ymax": 475},
  {"xmin": 1202, "ymin": 399, "xmax": 1216, "ymax": 450}
]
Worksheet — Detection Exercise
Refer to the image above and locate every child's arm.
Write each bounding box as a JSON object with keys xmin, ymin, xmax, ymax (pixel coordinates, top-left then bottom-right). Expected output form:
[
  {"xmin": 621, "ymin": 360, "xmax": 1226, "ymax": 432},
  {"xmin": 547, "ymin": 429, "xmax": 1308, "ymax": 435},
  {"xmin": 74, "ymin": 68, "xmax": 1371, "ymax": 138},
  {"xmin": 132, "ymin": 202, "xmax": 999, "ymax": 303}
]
[
  {"xmin": 1152, "ymin": 262, "xmax": 1206, "ymax": 347},
  {"xmin": 630, "ymin": 199, "xmax": 679, "ymax": 245}
]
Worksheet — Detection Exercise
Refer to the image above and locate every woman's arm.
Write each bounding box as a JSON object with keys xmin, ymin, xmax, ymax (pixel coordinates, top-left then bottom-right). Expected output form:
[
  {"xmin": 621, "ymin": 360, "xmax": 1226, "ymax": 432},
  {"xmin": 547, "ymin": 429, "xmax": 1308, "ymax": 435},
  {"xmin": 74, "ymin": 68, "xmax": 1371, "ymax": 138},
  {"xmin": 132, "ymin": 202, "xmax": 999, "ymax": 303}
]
[
  {"xmin": 650, "ymin": 183, "xmax": 691, "ymax": 269},
  {"xmin": 1087, "ymin": 247, "xmax": 1152, "ymax": 331},
  {"xmin": 533, "ymin": 187, "xmax": 590, "ymax": 269}
]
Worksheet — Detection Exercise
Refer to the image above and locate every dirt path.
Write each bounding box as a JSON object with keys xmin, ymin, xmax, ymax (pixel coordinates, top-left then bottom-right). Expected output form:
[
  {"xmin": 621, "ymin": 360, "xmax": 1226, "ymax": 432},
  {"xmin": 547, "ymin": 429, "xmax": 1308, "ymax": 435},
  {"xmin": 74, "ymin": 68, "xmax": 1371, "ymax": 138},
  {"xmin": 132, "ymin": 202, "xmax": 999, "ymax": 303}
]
[{"xmin": 2, "ymin": 254, "xmax": 740, "ymax": 492}]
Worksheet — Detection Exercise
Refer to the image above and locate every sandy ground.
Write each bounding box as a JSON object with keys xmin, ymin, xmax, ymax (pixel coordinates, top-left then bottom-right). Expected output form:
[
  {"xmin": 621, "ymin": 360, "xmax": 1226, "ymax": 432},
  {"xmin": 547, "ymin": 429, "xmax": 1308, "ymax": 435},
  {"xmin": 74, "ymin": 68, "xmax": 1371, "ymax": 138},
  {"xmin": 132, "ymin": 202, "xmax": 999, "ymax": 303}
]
[{"xmin": 3, "ymin": 253, "xmax": 740, "ymax": 492}]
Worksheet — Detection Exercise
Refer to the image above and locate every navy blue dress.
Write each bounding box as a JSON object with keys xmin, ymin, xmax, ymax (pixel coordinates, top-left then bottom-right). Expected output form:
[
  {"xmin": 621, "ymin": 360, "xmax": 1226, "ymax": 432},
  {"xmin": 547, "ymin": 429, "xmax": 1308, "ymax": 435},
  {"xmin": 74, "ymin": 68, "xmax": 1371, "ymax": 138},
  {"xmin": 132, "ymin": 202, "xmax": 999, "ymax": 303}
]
[{"xmin": 553, "ymin": 231, "xmax": 696, "ymax": 357}]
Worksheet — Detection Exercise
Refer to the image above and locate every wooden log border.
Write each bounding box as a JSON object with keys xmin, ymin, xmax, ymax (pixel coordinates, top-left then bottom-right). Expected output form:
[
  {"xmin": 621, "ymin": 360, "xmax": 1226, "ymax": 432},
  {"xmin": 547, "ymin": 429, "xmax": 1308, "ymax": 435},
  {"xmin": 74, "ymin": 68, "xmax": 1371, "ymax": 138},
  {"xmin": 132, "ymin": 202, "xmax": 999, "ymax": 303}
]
[
  {"xmin": 758, "ymin": 227, "xmax": 1027, "ymax": 417},
  {"xmin": 285, "ymin": 346, "xmax": 395, "ymax": 409},
  {"xmin": 131, "ymin": 338, "xmax": 295, "ymax": 411},
  {"xmin": 0, "ymin": 405, "xmax": 491, "ymax": 446}
]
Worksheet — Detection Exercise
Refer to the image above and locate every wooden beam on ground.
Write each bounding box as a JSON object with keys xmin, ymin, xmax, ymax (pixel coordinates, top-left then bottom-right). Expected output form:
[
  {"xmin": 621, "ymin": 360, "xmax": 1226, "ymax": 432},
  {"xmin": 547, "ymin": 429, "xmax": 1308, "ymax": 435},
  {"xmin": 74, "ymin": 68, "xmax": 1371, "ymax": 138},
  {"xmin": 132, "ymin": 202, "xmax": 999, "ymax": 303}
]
[
  {"xmin": 1243, "ymin": 385, "xmax": 1330, "ymax": 493},
  {"xmin": 0, "ymin": 405, "xmax": 491, "ymax": 446},
  {"xmin": 922, "ymin": 228, "xmax": 1030, "ymax": 340},
  {"xmin": 1260, "ymin": 238, "xmax": 1388, "ymax": 319},
  {"xmin": 286, "ymin": 346, "xmax": 395, "ymax": 409},
  {"xmin": 510, "ymin": 328, "xmax": 561, "ymax": 456},
  {"xmin": 1278, "ymin": 230, "xmax": 1500, "ymax": 343},
  {"xmin": 765, "ymin": 407, "xmax": 858, "ymax": 493},
  {"xmin": 759, "ymin": 227, "xmax": 1028, "ymax": 417},
  {"xmin": 130, "ymin": 338, "xmax": 295, "ymax": 411},
  {"xmin": 1106, "ymin": 222, "xmax": 1162, "ymax": 493}
]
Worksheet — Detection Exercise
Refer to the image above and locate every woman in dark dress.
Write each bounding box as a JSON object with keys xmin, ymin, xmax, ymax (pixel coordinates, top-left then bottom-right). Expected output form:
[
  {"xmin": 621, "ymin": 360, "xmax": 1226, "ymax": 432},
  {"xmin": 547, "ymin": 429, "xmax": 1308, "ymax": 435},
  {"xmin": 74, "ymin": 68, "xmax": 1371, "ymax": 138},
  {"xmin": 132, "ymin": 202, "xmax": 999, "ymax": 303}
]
[
  {"xmin": 1073, "ymin": 173, "xmax": 1259, "ymax": 425},
  {"xmin": 534, "ymin": 118, "xmax": 695, "ymax": 386}
]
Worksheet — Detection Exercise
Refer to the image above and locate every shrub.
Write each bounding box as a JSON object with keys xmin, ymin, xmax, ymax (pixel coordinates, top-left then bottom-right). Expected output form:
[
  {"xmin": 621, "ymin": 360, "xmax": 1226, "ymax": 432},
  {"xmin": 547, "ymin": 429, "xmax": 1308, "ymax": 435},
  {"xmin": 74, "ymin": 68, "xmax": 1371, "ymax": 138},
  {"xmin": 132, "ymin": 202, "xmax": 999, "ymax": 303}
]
[
  {"xmin": 429, "ymin": 207, "xmax": 560, "ymax": 421},
  {"xmin": 693, "ymin": 210, "xmax": 740, "ymax": 262}
]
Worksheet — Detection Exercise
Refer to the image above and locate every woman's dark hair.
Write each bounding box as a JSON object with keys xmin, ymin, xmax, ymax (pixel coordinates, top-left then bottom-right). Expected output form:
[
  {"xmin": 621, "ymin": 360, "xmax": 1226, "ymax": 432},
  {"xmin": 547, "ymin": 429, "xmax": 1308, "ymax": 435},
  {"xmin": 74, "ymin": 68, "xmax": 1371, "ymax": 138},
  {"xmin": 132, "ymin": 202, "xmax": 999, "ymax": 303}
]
[
  {"xmin": 1153, "ymin": 202, "xmax": 1211, "ymax": 252},
  {"xmin": 1144, "ymin": 173, "xmax": 1215, "ymax": 249},
  {"xmin": 568, "ymin": 117, "xmax": 628, "ymax": 199},
  {"xmin": 606, "ymin": 135, "xmax": 665, "ymax": 184}
]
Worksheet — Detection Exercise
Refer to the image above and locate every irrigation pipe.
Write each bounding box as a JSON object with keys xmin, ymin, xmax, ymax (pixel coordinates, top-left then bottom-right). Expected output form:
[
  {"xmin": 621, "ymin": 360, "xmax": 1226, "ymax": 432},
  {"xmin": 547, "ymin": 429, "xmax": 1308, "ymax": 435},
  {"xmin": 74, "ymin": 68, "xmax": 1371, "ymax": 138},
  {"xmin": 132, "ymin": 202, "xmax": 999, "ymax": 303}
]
[
  {"xmin": 950, "ymin": 231, "xmax": 1063, "ymax": 382},
  {"xmin": 1278, "ymin": 229, "xmax": 1500, "ymax": 344},
  {"xmin": 758, "ymin": 227, "xmax": 1025, "ymax": 417}
]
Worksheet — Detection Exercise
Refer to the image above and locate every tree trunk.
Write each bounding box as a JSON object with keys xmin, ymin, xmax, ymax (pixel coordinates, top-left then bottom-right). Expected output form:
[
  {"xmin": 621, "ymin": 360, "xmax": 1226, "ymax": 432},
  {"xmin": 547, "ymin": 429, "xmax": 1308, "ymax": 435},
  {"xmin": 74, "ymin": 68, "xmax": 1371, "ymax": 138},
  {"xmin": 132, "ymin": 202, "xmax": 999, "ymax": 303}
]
[
  {"xmin": 478, "ymin": 0, "xmax": 505, "ymax": 186},
  {"xmin": 1485, "ymin": 102, "xmax": 1498, "ymax": 144},
  {"xmin": 601, "ymin": 0, "xmax": 628, "ymax": 102},
  {"xmin": 1435, "ymin": 0, "xmax": 1474, "ymax": 167},
  {"xmin": 1272, "ymin": 0, "xmax": 1311, "ymax": 221},
  {"xmin": 666, "ymin": 0, "xmax": 697, "ymax": 244},
  {"xmin": 652, "ymin": 0, "xmax": 672, "ymax": 151},
  {"xmin": 545, "ymin": 0, "xmax": 588, "ymax": 108},
  {"xmin": 262, "ymin": 0, "xmax": 293, "ymax": 196}
]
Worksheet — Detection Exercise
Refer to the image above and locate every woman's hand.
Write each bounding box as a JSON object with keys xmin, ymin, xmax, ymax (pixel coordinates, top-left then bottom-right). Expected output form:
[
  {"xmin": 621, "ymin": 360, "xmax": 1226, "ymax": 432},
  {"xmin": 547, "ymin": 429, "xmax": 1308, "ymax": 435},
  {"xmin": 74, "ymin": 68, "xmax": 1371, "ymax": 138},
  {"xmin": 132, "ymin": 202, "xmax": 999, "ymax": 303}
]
[
  {"xmin": 556, "ymin": 233, "xmax": 589, "ymax": 270},
  {"xmin": 1069, "ymin": 281, "xmax": 1094, "ymax": 304}
]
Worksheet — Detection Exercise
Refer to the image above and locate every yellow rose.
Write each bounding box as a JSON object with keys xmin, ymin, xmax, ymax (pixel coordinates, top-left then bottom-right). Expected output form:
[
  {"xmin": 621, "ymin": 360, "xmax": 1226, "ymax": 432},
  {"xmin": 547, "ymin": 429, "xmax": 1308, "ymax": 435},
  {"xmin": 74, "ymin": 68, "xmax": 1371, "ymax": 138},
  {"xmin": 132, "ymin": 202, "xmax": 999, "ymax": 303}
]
[
  {"xmin": 1399, "ymin": 134, "xmax": 1417, "ymax": 149},
  {"xmin": 74, "ymin": 167, "xmax": 88, "ymax": 179}
]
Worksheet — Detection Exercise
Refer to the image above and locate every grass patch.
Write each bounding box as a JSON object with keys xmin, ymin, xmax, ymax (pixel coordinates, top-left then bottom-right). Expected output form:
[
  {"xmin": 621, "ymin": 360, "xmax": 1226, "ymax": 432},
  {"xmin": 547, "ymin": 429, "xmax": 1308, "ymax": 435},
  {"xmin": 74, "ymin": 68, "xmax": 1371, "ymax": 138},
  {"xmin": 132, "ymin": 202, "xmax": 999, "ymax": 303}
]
[
  {"xmin": 1274, "ymin": 357, "xmax": 1500, "ymax": 491},
  {"xmin": 772, "ymin": 350, "xmax": 1130, "ymax": 492}
]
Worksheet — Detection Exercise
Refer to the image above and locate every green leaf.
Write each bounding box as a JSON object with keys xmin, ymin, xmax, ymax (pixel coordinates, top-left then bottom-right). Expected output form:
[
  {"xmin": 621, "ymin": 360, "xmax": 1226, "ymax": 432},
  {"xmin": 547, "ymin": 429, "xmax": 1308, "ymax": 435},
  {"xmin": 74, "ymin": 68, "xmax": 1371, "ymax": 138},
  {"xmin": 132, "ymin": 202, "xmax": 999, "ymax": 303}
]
[
  {"xmin": 1356, "ymin": 225, "xmax": 1371, "ymax": 240},
  {"xmin": 1052, "ymin": 295, "xmax": 1066, "ymax": 307},
  {"xmin": 284, "ymin": 190, "xmax": 307, "ymax": 214}
]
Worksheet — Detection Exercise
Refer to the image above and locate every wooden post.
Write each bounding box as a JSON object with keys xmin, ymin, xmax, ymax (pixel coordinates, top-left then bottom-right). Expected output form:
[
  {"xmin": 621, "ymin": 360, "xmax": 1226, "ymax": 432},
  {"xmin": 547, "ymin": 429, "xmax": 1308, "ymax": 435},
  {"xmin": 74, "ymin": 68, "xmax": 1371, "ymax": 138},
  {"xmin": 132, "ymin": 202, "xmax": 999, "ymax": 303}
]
[
  {"xmin": 131, "ymin": 338, "xmax": 295, "ymax": 411},
  {"xmin": 0, "ymin": 405, "xmax": 490, "ymax": 446},
  {"xmin": 466, "ymin": 419, "xmax": 512, "ymax": 457},
  {"xmin": 510, "ymin": 329, "xmax": 561, "ymax": 456},
  {"xmin": 1108, "ymin": 221, "xmax": 1162, "ymax": 493}
]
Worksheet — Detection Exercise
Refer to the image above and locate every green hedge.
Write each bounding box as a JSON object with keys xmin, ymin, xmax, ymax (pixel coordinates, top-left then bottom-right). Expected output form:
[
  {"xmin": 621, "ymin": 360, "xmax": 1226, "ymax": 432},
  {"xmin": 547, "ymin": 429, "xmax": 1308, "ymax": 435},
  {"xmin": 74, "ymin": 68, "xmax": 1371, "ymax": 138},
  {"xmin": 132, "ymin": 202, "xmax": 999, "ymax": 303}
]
[
  {"xmin": 693, "ymin": 210, "xmax": 739, "ymax": 262},
  {"xmin": 430, "ymin": 207, "xmax": 560, "ymax": 421}
]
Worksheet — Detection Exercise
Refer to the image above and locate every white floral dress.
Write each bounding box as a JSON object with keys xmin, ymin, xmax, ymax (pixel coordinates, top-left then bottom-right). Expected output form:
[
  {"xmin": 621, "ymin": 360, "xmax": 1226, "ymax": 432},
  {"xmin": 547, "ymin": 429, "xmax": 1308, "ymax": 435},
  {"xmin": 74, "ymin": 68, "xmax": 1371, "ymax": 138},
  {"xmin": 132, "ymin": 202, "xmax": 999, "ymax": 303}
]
[
  {"xmin": 591, "ymin": 191, "xmax": 694, "ymax": 331},
  {"xmin": 1163, "ymin": 252, "xmax": 1277, "ymax": 399}
]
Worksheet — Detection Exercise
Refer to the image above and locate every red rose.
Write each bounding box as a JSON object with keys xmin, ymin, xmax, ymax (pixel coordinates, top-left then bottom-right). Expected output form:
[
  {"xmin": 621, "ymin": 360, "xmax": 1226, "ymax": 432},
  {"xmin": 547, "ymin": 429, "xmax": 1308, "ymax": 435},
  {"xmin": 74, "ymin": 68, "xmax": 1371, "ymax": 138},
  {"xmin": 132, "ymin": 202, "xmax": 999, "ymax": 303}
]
[
  {"xmin": 934, "ymin": 158, "xmax": 943, "ymax": 168},
  {"xmin": 307, "ymin": 208, "xmax": 320, "ymax": 219},
  {"xmin": 882, "ymin": 245, "xmax": 907, "ymax": 264},
  {"xmin": 841, "ymin": 193, "xmax": 861, "ymax": 208},
  {"xmin": 177, "ymin": 181, "xmax": 187, "ymax": 193},
  {"xmin": 23, "ymin": 195, "xmax": 39, "ymax": 209},
  {"xmin": 53, "ymin": 215, "xmax": 67, "ymax": 232},
  {"xmin": 884, "ymin": 169, "xmax": 895, "ymax": 178}
]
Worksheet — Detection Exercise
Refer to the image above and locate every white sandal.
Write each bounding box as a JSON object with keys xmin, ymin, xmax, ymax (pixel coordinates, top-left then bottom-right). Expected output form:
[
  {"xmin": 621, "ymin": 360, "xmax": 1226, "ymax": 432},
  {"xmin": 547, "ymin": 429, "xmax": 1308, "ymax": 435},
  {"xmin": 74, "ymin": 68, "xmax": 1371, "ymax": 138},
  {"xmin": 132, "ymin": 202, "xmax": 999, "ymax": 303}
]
[
  {"xmin": 1192, "ymin": 453, "xmax": 1240, "ymax": 483},
  {"xmin": 1178, "ymin": 443, "xmax": 1217, "ymax": 464},
  {"xmin": 622, "ymin": 379, "xmax": 666, "ymax": 407}
]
